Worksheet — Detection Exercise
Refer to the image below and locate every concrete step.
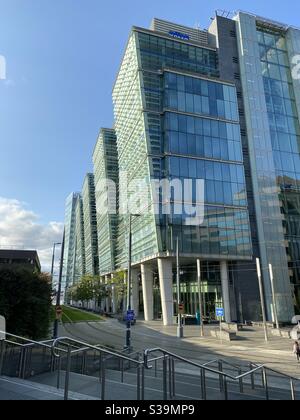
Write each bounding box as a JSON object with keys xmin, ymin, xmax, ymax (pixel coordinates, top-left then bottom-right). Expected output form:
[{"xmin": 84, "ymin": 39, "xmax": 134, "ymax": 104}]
[
  {"xmin": 0, "ymin": 376, "xmax": 97, "ymax": 400},
  {"xmin": 106, "ymin": 369, "xmax": 271, "ymax": 401},
  {"xmin": 30, "ymin": 369, "xmax": 272, "ymax": 401},
  {"xmin": 31, "ymin": 371, "xmax": 157, "ymax": 400}
]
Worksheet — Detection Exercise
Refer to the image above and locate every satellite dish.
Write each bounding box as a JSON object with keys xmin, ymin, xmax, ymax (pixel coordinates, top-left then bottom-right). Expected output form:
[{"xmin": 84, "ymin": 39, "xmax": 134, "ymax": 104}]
[{"xmin": 292, "ymin": 315, "xmax": 300, "ymax": 325}]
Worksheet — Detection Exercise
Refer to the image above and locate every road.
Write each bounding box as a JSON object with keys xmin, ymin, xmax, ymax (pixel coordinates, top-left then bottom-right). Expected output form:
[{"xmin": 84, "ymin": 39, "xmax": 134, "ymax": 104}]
[{"xmin": 58, "ymin": 318, "xmax": 300, "ymax": 378}]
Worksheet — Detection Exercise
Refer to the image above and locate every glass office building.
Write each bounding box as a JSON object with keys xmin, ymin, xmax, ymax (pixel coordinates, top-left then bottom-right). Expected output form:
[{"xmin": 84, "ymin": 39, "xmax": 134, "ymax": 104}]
[
  {"xmin": 112, "ymin": 18, "xmax": 252, "ymax": 325},
  {"xmin": 234, "ymin": 12, "xmax": 300, "ymax": 321},
  {"xmin": 93, "ymin": 129, "xmax": 119, "ymax": 276},
  {"xmin": 82, "ymin": 173, "xmax": 99, "ymax": 276},
  {"xmin": 62, "ymin": 192, "xmax": 81, "ymax": 291},
  {"xmin": 73, "ymin": 194, "xmax": 85, "ymax": 285},
  {"xmin": 64, "ymin": 12, "xmax": 300, "ymax": 324}
]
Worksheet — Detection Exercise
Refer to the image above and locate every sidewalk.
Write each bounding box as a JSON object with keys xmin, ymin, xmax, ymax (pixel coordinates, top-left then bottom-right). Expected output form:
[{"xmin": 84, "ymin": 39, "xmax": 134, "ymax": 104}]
[{"xmin": 136, "ymin": 321, "xmax": 300, "ymax": 377}]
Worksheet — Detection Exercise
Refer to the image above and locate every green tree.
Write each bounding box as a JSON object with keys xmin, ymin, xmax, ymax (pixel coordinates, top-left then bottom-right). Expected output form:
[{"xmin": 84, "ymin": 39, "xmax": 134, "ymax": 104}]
[
  {"xmin": 110, "ymin": 270, "xmax": 127, "ymax": 313},
  {"xmin": 71, "ymin": 275, "xmax": 106, "ymax": 308},
  {"xmin": 0, "ymin": 266, "xmax": 52, "ymax": 340}
]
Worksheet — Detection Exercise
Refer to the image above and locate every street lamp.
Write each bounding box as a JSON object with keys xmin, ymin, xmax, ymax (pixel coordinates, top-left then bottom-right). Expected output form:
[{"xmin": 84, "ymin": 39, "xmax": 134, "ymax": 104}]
[
  {"xmin": 176, "ymin": 237, "xmax": 184, "ymax": 339},
  {"xmin": 53, "ymin": 229, "xmax": 65, "ymax": 339},
  {"xmin": 125, "ymin": 213, "xmax": 141, "ymax": 352},
  {"xmin": 51, "ymin": 242, "xmax": 62, "ymax": 289}
]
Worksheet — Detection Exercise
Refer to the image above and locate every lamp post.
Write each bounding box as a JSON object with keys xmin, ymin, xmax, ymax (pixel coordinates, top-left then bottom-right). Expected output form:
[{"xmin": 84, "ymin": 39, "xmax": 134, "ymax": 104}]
[
  {"xmin": 197, "ymin": 259, "xmax": 204, "ymax": 337},
  {"xmin": 256, "ymin": 258, "xmax": 269, "ymax": 343},
  {"xmin": 176, "ymin": 237, "xmax": 184, "ymax": 339},
  {"xmin": 51, "ymin": 242, "xmax": 62, "ymax": 290},
  {"xmin": 53, "ymin": 229, "xmax": 65, "ymax": 339},
  {"xmin": 125, "ymin": 214, "xmax": 140, "ymax": 352},
  {"xmin": 269, "ymin": 264, "xmax": 280, "ymax": 330}
]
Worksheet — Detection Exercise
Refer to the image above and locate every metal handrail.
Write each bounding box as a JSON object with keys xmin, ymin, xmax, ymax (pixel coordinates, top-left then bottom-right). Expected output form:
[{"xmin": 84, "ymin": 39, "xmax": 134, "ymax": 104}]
[
  {"xmin": 145, "ymin": 348, "xmax": 300, "ymax": 382},
  {"xmin": 52, "ymin": 337, "xmax": 143, "ymax": 365},
  {"xmin": 144, "ymin": 348, "xmax": 249, "ymax": 381},
  {"xmin": 144, "ymin": 348, "xmax": 299, "ymax": 400},
  {"xmin": 203, "ymin": 358, "xmax": 241, "ymax": 370},
  {"xmin": 0, "ymin": 331, "xmax": 64, "ymax": 352},
  {"xmin": 51, "ymin": 337, "xmax": 145, "ymax": 401},
  {"xmin": 251, "ymin": 362, "xmax": 300, "ymax": 382},
  {"xmin": 1, "ymin": 330, "xmax": 299, "ymax": 401}
]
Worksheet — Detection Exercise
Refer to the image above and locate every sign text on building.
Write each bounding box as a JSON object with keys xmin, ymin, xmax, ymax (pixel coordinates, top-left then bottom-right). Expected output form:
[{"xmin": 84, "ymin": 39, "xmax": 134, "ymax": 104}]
[{"xmin": 169, "ymin": 31, "xmax": 190, "ymax": 41}]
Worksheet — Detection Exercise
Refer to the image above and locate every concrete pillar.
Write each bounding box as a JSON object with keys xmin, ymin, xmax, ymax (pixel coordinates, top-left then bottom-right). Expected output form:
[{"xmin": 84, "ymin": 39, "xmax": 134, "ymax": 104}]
[
  {"xmin": 141, "ymin": 264, "xmax": 154, "ymax": 322},
  {"xmin": 221, "ymin": 261, "xmax": 231, "ymax": 323},
  {"xmin": 158, "ymin": 259, "xmax": 174, "ymax": 326},
  {"xmin": 131, "ymin": 268, "xmax": 140, "ymax": 316}
]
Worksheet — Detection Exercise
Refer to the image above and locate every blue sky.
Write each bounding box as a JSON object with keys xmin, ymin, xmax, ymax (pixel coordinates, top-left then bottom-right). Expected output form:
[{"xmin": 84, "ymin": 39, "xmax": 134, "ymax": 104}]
[{"xmin": 0, "ymin": 0, "xmax": 299, "ymax": 265}]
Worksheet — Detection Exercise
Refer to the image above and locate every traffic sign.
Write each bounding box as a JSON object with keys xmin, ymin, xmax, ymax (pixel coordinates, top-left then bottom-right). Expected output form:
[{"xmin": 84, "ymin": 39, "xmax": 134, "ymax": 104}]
[
  {"xmin": 216, "ymin": 308, "xmax": 224, "ymax": 318},
  {"xmin": 178, "ymin": 304, "xmax": 185, "ymax": 315},
  {"xmin": 56, "ymin": 305, "xmax": 63, "ymax": 320},
  {"xmin": 126, "ymin": 310, "xmax": 135, "ymax": 322}
]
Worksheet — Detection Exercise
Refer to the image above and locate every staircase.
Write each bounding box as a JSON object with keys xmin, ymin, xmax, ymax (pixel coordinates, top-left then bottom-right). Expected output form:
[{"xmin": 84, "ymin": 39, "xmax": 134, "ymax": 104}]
[{"xmin": 0, "ymin": 332, "xmax": 299, "ymax": 401}]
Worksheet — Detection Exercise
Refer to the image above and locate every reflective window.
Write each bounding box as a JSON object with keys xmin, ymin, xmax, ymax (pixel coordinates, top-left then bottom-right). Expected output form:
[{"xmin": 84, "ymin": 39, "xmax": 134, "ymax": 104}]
[{"xmin": 164, "ymin": 72, "xmax": 239, "ymax": 122}]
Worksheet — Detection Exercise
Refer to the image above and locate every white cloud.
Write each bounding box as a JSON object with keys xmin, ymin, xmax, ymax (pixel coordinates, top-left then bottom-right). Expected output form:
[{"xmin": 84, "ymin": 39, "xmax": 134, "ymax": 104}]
[{"xmin": 0, "ymin": 197, "xmax": 63, "ymax": 272}]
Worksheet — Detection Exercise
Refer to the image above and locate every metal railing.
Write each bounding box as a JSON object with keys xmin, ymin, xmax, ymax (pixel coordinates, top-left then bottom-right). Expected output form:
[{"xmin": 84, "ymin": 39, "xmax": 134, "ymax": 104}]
[
  {"xmin": 144, "ymin": 348, "xmax": 300, "ymax": 401},
  {"xmin": 0, "ymin": 332, "xmax": 144, "ymax": 401},
  {"xmin": 1, "ymin": 331, "xmax": 299, "ymax": 401},
  {"xmin": 0, "ymin": 332, "xmax": 66, "ymax": 381},
  {"xmin": 51, "ymin": 337, "xmax": 144, "ymax": 400}
]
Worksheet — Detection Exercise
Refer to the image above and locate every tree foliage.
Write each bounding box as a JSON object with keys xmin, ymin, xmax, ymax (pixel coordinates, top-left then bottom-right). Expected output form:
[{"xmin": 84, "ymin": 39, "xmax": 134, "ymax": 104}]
[
  {"xmin": 0, "ymin": 265, "xmax": 52, "ymax": 340},
  {"xmin": 111, "ymin": 270, "xmax": 127, "ymax": 305},
  {"xmin": 69, "ymin": 275, "xmax": 106, "ymax": 305},
  {"xmin": 69, "ymin": 272, "xmax": 128, "ymax": 313}
]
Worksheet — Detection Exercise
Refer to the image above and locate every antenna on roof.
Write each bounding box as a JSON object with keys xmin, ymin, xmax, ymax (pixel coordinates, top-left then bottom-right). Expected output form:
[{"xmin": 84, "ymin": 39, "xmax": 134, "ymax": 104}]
[
  {"xmin": 194, "ymin": 22, "xmax": 201, "ymax": 30},
  {"xmin": 216, "ymin": 9, "xmax": 233, "ymax": 19}
]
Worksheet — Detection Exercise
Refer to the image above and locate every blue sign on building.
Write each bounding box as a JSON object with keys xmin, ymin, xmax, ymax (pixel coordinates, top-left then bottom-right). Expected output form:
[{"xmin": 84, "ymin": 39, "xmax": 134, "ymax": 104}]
[
  {"xmin": 216, "ymin": 308, "xmax": 224, "ymax": 318},
  {"xmin": 169, "ymin": 31, "xmax": 190, "ymax": 41},
  {"xmin": 126, "ymin": 310, "xmax": 135, "ymax": 322}
]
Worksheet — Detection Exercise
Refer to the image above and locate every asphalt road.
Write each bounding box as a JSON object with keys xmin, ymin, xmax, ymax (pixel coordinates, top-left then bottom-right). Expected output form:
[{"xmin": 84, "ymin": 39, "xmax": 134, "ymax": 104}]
[{"xmin": 58, "ymin": 318, "xmax": 300, "ymax": 378}]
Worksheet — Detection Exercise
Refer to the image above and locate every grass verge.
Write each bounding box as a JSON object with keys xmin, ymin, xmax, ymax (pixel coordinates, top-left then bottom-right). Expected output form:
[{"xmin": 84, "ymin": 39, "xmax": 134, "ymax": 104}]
[{"xmin": 52, "ymin": 305, "xmax": 105, "ymax": 323}]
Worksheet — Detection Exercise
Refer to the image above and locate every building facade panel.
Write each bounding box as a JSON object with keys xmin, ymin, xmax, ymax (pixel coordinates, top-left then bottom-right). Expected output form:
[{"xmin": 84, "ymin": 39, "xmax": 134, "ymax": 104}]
[
  {"xmin": 93, "ymin": 129, "xmax": 119, "ymax": 275},
  {"xmin": 82, "ymin": 173, "xmax": 99, "ymax": 276},
  {"xmin": 235, "ymin": 12, "xmax": 297, "ymax": 321}
]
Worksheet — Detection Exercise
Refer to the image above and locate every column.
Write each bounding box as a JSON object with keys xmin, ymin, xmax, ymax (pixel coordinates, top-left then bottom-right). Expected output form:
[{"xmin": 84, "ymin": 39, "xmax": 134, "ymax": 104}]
[
  {"xmin": 141, "ymin": 264, "xmax": 154, "ymax": 322},
  {"xmin": 158, "ymin": 259, "xmax": 174, "ymax": 326},
  {"xmin": 221, "ymin": 261, "xmax": 231, "ymax": 323},
  {"xmin": 131, "ymin": 268, "xmax": 140, "ymax": 316}
]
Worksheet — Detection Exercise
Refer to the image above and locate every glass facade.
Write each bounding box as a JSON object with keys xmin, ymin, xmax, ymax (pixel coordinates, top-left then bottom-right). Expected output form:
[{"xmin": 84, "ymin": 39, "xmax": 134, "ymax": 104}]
[
  {"xmin": 63, "ymin": 193, "xmax": 80, "ymax": 290},
  {"xmin": 137, "ymin": 32, "xmax": 219, "ymax": 77},
  {"xmin": 258, "ymin": 27, "xmax": 300, "ymax": 312},
  {"xmin": 113, "ymin": 33, "xmax": 160, "ymax": 267},
  {"xmin": 111, "ymin": 28, "xmax": 253, "ymax": 265},
  {"xmin": 162, "ymin": 73, "xmax": 251, "ymax": 257},
  {"xmin": 74, "ymin": 195, "xmax": 85, "ymax": 284},
  {"xmin": 235, "ymin": 11, "xmax": 296, "ymax": 321},
  {"xmin": 64, "ymin": 15, "xmax": 300, "ymax": 323},
  {"xmin": 165, "ymin": 112, "xmax": 243, "ymax": 162},
  {"xmin": 93, "ymin": 129, "xmax": 119, "ymax": 275},
  {"xmin": 82, "ymin": 173, "xmax": 99, "ymax": 276},
  {"xmin": 164, "ymin": 72, "xmax": 239, "ymax": 121}
]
